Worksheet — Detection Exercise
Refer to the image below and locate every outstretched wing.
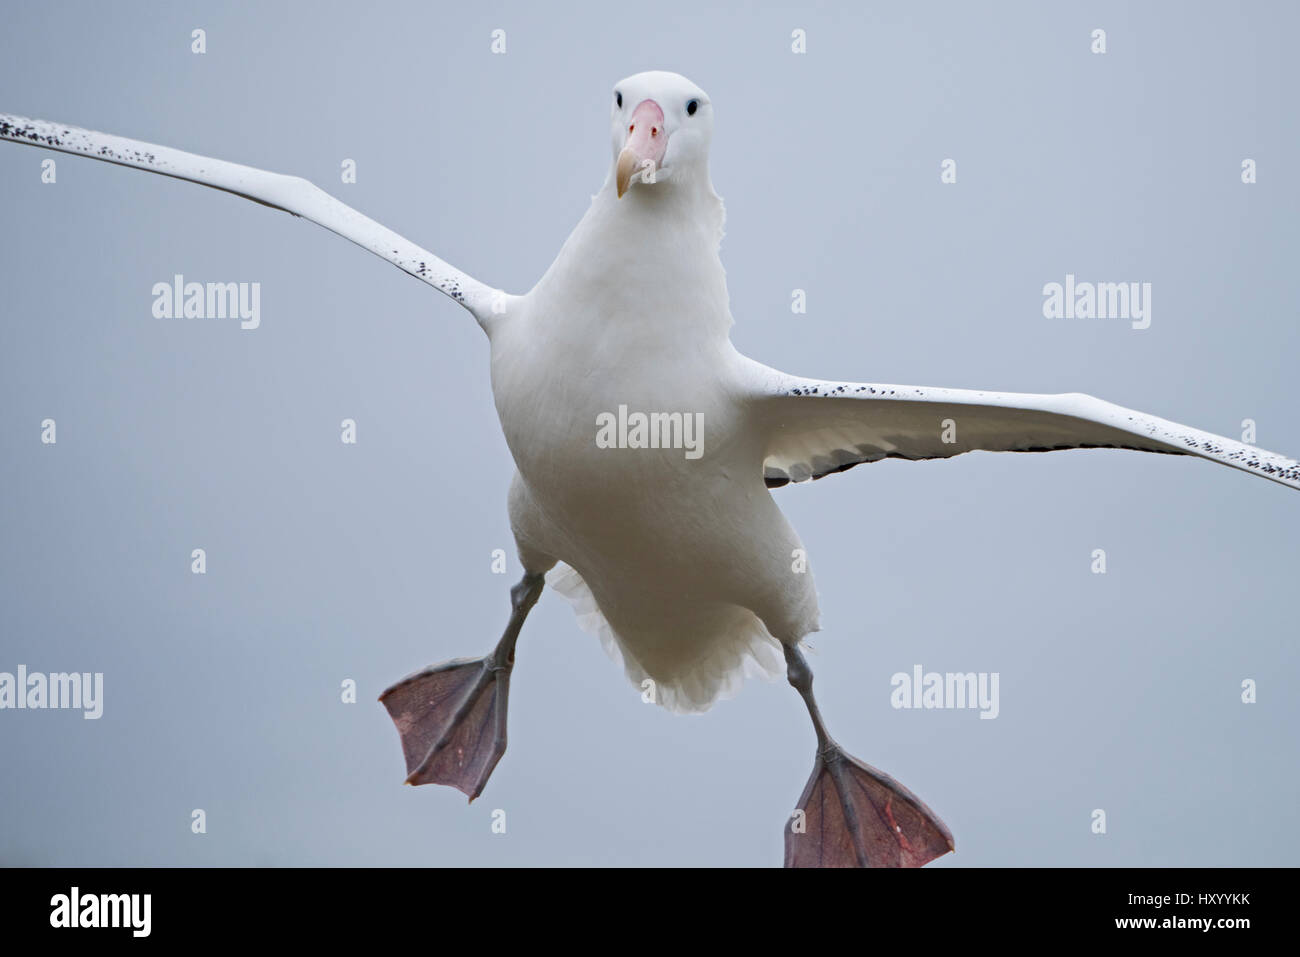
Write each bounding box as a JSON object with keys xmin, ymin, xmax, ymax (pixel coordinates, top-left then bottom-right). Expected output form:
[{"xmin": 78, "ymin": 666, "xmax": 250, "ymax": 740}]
[
  {"xmin": 740, "ymin": 359, "xmax": 1300, "ymax": 491},
  {"xmin": 0, "ymin": 113, "xmax": 498, "ymax": 322}
]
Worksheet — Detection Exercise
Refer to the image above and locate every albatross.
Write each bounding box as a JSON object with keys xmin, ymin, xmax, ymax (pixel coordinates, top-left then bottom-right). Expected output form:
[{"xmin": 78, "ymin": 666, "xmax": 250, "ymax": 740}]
[{"xmin": 4, "ymin": 70, "xmax": 1297, "ymax": 868}]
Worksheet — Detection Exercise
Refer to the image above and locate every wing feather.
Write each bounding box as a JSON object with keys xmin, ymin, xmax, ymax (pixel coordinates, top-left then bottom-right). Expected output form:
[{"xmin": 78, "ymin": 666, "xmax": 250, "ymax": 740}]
[
  {"xmin": 740, "ymin": 360, "xmax": 1300, "ymax": 491},
  {"xmin": 0, "ymin": 113, "xmax": 498, "ymax": 322}
]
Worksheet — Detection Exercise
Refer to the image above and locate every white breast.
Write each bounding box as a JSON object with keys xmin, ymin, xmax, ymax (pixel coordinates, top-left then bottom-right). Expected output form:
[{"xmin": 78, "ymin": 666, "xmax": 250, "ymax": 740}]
[{"xmin": 484, "ymin": 183, "xmax": 817, "ymax": 712}]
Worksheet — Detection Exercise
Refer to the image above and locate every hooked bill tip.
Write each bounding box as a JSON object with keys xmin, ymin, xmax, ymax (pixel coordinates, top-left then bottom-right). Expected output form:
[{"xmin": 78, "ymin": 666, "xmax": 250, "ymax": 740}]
[{"xmin": 616, "ymin": 147, "xmax": 639, "ymax": 198}]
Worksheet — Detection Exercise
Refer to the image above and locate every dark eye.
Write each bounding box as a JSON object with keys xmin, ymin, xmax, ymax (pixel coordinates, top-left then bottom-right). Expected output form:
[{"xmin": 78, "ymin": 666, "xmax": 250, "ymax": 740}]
[
  {"xmin": 615, "ymin": 91, "xmax": 622, "ymax": 108},
  {"xmin": 686, "ymin": 99, "xmax": 699, "ymax": 116}
]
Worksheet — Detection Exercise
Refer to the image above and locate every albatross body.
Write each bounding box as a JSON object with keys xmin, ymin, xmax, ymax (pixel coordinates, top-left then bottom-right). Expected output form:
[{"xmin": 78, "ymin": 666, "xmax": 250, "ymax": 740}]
[
  {"xmin": 4, "ymin": 69, "xmax": 1297, "ymax": 867},
  {"xmin": 491, "ymin": 85, "xmax": 808, "ymax": 710}
]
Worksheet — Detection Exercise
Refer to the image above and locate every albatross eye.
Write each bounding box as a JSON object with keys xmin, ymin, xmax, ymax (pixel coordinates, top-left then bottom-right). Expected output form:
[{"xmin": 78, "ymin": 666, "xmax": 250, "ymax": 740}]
[
  {"xmin": 686, "ymin": 99, "xmax": 699, "ymax": 116},
  {"xmin": 615, "ymin": 91, "xmax": 622, "ymax": 108}
]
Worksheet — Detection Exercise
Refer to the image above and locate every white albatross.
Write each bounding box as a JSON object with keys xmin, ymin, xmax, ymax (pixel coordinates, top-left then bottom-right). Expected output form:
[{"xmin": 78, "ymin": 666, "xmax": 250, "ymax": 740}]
[{"xmin": 4, "ymin": 71, "xmax": 1297, "ymax": 868}]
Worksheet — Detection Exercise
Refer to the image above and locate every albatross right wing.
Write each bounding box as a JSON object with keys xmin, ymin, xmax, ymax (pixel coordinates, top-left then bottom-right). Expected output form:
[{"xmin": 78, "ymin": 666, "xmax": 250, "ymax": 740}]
[
  {"xmin": 739, "ymin": 359, "xmax": 1300, "ymax": 491},
  {"xmin": 0, "ymin": 113, "xmax": 499, "ymax": 323}
]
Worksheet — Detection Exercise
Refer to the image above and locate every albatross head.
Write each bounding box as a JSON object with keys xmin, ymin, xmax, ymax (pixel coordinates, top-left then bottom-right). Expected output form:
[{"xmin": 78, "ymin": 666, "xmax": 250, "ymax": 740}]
[{"xmin": 610, "ymin": 71, "xmax": 712, "ymax": 199}]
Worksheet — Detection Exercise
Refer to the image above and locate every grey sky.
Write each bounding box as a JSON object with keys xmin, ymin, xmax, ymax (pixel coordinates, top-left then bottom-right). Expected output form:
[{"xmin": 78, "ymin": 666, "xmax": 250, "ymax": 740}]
[{"xmin": 1, "ymin": 0, "xmax": 1296, "ymax": 866}]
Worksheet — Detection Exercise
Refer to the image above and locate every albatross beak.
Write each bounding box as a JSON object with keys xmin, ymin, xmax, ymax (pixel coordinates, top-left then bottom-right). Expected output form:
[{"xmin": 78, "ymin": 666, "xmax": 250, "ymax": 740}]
[{"xmin": 617, "ymin": 99, "xmax": 667, "ymax": 198}]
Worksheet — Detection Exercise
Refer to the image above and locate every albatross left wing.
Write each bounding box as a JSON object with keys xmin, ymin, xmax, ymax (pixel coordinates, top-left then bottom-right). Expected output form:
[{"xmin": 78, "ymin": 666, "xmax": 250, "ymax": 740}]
[
  {"xmin": 0, "ymin": 113, "xmax": 498, "ymax": 323},
  {"xmin": 739, "ymin": 359, "xmax": 1300, "ymax": 491}
]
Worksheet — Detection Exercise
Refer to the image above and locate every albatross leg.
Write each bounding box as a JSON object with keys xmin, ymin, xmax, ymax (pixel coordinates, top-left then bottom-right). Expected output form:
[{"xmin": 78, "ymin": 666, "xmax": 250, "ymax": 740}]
[
  {"xmin": 379, "ymin": 571, "xmax": 545, "ymax": 801},
  {"xmin": 782, "ymin": 643, "xmax": 954, "ymax": 868}
]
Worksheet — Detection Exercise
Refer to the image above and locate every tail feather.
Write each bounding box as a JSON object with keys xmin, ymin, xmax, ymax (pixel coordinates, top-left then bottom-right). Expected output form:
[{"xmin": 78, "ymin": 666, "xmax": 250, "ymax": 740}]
[{"xmin": 546, "ymin": 563, "xmax": 784, "ymax": 713}]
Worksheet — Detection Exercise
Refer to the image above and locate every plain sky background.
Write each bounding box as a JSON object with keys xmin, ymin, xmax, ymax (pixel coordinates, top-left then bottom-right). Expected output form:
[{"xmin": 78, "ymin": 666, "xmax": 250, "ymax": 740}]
[{"xmin": 1, "ymin": 1, "xmax": 1297, "ymax": 867}]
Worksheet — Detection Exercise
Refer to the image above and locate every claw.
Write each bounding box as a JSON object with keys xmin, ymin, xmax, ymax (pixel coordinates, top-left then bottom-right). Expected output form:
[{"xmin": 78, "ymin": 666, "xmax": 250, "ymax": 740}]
[
  {"xmin": 785, "ymin": 745, "xmax": 954, "ymax": 868},
  {"xmin": 379, "ymin": 656, "xmax": 512, "ymax": 801}
]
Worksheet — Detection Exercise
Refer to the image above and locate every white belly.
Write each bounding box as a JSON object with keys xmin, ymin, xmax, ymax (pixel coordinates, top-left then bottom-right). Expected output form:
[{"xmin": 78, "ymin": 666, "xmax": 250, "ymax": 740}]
[{"xmin": 488, "ymin": 305, "xmax": 819, "ymax": 711}]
